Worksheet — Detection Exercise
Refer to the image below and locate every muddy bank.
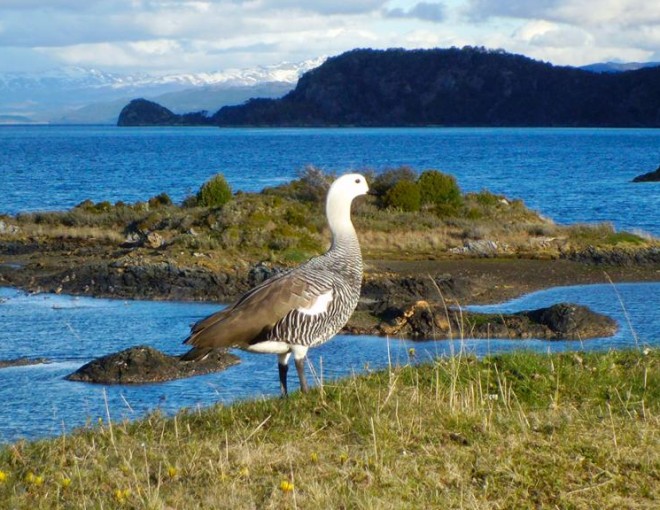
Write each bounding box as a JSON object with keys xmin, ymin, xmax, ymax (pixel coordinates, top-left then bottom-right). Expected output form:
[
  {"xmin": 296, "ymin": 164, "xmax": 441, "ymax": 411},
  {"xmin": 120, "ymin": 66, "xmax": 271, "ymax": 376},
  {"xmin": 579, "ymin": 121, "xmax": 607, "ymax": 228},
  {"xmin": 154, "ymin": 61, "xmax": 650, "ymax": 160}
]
[
  {"xmin": 1, "ymin": 248, "xmax": 658, "ymax": 307},
  {"xmin": 1, "ymin": 239, "xmax": 658, "ymax": 344}
]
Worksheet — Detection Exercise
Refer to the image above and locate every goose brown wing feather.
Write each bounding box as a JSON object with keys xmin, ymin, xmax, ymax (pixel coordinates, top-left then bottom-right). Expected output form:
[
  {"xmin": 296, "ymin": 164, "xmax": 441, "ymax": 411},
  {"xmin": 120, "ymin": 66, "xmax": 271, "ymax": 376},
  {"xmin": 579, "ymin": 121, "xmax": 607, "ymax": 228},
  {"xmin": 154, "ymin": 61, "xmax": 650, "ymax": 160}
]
[{"xmin": 183, "ymin": 271, "xmax": 321, "ymax": 350}]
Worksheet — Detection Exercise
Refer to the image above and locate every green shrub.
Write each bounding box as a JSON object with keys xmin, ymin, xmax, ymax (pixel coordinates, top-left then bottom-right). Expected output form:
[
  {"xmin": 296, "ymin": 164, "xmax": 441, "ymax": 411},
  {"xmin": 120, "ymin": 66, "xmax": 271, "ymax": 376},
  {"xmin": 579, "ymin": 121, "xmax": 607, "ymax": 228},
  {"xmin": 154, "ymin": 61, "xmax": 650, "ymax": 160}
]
[
  {"xmin": 371, "ymin": 166, "xmax": 417, "ymax": 198},
  {"xmin": 383, "ymin": 180, "xmax": 421, "ymax": 212},
  {"xmin": 197, "ymin": 174, "xmax": 232, "ymax": 208},
  {"xmin": 263, "ymin": 166, "xmax": 332, "ymax": 204},
  {"xmin": 473, "ymin": 190, "xmax": 501, "ymax": 208},
  {"xmin": 74, "ymin": 199, "xmax": 112, "ymax": 214},
  {"xmin": 417, "ymin": 170, "xmax": 463, "ymax": 215},
  {"xmin": 148, "ymin": 192, "xmax": 173, "ymax": 208}
]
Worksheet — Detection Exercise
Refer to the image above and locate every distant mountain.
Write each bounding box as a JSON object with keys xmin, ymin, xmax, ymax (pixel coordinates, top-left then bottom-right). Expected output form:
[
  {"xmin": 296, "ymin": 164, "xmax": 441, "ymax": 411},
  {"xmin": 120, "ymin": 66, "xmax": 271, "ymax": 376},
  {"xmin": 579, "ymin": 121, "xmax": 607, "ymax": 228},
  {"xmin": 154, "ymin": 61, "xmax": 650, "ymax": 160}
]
[
  {"xmin": 0, "ymin": 58, "xmax": 325, "ymax": 124},
  {"xmin": 580, "ymin": 61, "xmax": 660, "ymax": 73},
  {"xmin": 200, "ymin": 47, "xmax": 660, "ymax": 127},
  {"xmin": 55, "ymin": 82, "xmax": 296, "ymax": 124},
  {"xmin": 117, "ymin": 99, "xmax": 212, "ymax": 127}
]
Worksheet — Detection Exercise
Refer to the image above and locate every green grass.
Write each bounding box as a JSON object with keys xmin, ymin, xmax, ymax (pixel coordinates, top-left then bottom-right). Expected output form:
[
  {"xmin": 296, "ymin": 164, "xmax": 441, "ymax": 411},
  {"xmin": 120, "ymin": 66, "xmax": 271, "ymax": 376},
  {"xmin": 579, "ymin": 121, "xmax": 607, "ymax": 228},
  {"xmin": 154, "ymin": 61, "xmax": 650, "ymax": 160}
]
[{"xmin": 0, "ymin": 349, "xmax": 658, "ymax": 508}]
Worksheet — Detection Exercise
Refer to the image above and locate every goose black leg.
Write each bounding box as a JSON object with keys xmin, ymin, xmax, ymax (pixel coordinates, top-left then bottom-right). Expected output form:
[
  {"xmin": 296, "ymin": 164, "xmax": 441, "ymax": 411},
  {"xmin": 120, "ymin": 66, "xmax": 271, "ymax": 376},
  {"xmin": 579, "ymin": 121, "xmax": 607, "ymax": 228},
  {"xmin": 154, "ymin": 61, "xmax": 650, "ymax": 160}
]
[
  {"xmin": 295, "ymin": 357, "xmax": 309, "ymax": 393},
  {"xmin": 278, "ymin": 361, "xmax": 289, "ymax": 397}
]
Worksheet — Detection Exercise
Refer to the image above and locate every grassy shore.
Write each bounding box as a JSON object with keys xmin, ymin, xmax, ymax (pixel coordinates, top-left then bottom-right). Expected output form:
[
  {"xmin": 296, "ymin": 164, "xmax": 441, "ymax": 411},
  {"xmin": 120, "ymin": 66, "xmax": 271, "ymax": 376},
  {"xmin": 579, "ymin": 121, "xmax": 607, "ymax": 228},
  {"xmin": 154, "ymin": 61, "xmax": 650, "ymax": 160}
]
[
  {"xmin": 2, "ymin": 168, "xmax": 656, "ymax": 274},
  {"xmin": 0, "ymin": 349, "xmax": 657, "ymax": 509}
]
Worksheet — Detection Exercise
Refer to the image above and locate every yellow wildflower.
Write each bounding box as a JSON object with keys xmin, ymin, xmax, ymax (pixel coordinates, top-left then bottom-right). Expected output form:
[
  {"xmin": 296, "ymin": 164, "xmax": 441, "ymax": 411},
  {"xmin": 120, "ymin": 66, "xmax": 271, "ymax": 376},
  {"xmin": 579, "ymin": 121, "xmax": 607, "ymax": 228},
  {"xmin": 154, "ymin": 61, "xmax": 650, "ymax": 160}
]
[
  {"xmin": 279, "ymin": 480, "xmax": 294, "ymax": 492},
  {"xmin": 310, "ymin": 452, "xmax": 319, "ymax": 463},
  {"xmin": 167, "ymin": 466, "xmax": 178, "ymax": 478},
  {"xmin": 25, "ymin": 472, "xmax": 44, "ymax": 486},
  {"xmin": 60, "ymin": 477, "xmax": 72, "ymax": 488},
  {"xmin": 0, "ymin": 470, "xmax": 7, "ymax": 483},
  {"xmin": 114, "ymin": 488, "xmax": 131, "ymax": 504}
]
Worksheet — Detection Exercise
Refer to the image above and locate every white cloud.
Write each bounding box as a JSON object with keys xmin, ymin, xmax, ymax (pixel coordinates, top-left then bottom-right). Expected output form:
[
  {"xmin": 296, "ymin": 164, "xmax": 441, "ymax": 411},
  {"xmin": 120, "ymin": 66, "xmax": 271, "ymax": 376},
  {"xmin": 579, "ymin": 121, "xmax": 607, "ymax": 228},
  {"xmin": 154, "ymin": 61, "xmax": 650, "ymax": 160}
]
[
  {"xmin": 513, "ymin": 20, "xmax": 592, "ymax": 49},
  {"xmin": 0, "ymin": 0, "xmax": 657, "ymax": 73},
  {"xmin": 385, "ymin": 2, "xmax": 447, "ymax": 22}
]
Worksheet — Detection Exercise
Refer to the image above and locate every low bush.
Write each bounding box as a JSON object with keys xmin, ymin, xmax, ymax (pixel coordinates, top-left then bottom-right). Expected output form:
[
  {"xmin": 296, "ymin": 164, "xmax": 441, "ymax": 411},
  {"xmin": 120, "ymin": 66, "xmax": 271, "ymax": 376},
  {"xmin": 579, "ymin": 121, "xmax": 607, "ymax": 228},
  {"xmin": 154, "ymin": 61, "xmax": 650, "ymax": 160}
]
[
  {"xmin": 196, "ymin": 174, "xmax": 232, "ymax": 208},
  {"xmin": 418, "ymin": 170, "xmax": 463, "ymax": 213},
  {"xmin": 148, "ymin": 193, "xmax": 173, "ymax": 208},
  {"xmin": 383, "ymin": 180, "xmax": 421, "ymax": 212},
  {"xmin": 371, "ymin": 166, "xmax": 417, "ymax": 199},
  {"xmin": 263, "ymin": 166, "xmax": 333, "ymax": 205}
]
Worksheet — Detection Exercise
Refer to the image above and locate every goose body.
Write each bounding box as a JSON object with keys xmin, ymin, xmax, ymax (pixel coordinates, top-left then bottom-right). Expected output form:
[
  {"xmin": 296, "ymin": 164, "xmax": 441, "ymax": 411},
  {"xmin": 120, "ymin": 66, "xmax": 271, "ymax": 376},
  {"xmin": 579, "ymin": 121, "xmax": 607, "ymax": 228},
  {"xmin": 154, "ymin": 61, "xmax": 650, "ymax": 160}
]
[{"xmin": 183, "ymin": 173, "xmax": 368, "ymax": 395}]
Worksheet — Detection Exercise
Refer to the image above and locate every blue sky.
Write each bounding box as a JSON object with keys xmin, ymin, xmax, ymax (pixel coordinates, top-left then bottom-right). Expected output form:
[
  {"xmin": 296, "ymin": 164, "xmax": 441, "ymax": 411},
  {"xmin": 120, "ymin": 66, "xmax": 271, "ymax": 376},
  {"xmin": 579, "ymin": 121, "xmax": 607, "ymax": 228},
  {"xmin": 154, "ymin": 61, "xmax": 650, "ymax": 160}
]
[{"xmin": 1, "ymin": 0, "xmax": 658, "ymax": 73}]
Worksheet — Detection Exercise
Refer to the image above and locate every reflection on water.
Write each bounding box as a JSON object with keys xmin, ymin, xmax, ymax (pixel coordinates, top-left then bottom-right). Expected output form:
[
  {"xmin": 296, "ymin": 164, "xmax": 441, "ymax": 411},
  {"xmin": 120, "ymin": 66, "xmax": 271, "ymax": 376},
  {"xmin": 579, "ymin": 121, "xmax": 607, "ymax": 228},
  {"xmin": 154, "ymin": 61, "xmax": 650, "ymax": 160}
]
[{"xmin": 0, "ymin": 282, "xmax": 658, "ymax": 443}]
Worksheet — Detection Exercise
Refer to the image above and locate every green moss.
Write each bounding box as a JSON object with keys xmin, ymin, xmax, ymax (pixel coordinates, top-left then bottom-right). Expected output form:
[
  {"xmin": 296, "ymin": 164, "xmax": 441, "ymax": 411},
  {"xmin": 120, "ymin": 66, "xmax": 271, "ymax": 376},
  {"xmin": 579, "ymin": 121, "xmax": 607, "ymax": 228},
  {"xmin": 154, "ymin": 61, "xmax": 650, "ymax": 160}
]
[{"xmin": 604, "ymin": 231, "xmax": 646, "ymax": 245}]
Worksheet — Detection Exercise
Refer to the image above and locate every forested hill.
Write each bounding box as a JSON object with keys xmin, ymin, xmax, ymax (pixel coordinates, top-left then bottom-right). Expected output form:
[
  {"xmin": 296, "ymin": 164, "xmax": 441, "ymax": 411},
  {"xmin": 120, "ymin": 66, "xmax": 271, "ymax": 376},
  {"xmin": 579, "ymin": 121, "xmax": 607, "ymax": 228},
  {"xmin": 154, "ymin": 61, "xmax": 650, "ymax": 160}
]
[{"xmin": 119, "ymin": 47, "xmax": 660, "ymax": 127}]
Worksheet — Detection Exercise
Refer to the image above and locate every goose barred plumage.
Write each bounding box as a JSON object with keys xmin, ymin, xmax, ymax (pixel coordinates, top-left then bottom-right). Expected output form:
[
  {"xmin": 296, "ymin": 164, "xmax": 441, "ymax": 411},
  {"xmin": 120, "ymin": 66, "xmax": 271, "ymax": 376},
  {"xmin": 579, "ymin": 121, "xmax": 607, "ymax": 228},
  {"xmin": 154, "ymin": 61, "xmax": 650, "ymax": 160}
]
[{"xmin": 182, "ymin": 173, "xmax": 369, "ymax": 395}]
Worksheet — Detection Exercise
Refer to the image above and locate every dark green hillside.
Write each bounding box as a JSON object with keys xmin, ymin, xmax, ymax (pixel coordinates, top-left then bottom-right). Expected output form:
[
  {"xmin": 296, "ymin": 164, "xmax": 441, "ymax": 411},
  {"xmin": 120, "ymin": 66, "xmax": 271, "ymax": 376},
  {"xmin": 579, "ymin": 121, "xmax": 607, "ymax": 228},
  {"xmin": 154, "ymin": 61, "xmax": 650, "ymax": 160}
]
[
  {"xmin": 118, "ymin": 47, "xmax": 660, "ymax": 127},
  {"xmin": 210, "ymin": 47, "xmax": 660, "ymax": 127}
]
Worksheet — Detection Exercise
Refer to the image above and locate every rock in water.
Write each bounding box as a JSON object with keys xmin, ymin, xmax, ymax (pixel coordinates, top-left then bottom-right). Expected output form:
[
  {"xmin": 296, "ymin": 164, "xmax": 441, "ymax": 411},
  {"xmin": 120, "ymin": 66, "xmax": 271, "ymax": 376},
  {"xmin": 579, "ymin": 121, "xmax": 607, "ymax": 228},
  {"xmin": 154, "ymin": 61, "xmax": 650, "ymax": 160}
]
[
  {"xmin": 523, "ymin": 303, "xmax": 618, "ymax": 339},
  {"xmin": 0, "ymin": 357, "xmax": 49, "ymax": 369},
  {"xmin": 632, "ymin": 166, "xmax": 660, "ymax": 182},
  {"xmin": 66, "ymin": 345, "xmax": 239, "ymax": 384}
]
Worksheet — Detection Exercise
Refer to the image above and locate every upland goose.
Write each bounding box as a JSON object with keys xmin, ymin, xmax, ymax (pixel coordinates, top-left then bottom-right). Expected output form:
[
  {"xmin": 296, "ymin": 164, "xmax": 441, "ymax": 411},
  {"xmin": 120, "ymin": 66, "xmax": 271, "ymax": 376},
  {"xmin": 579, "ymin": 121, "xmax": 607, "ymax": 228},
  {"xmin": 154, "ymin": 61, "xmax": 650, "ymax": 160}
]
[{"xmin": 182, "ymin": 173, "xmax": 368, "ymax": 395}]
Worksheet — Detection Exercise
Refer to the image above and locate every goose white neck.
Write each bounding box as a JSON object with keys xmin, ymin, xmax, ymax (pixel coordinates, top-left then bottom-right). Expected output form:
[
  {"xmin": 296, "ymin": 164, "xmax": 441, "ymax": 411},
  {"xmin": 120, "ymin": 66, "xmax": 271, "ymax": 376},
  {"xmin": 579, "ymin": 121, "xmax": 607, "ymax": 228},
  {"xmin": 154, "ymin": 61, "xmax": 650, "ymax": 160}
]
[{"xmin": 326, "ymin": 188, "xmax": 357, "ymax": 240}]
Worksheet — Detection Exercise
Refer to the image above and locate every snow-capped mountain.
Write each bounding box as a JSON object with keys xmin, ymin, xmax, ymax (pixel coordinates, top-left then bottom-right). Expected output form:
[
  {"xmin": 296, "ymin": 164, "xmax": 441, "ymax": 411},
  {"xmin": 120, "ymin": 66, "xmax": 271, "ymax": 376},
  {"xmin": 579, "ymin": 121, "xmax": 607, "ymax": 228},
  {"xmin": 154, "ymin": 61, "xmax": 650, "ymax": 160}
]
[
  {"xmin": 579, "ymin": 61, "xmax": 660, "ymax": 73},
  {"xmin": 0, "ymin": 57, "xmax": 325, "ymax": 124}
]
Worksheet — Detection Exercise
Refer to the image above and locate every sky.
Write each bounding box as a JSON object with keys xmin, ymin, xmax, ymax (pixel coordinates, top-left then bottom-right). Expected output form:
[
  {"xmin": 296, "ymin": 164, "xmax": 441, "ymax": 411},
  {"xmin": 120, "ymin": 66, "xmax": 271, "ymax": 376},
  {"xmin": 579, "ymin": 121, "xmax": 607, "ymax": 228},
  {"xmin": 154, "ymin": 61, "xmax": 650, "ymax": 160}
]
[{"xmin": 0, "ymin": 0, "xmax": 658, "ymax": 74}]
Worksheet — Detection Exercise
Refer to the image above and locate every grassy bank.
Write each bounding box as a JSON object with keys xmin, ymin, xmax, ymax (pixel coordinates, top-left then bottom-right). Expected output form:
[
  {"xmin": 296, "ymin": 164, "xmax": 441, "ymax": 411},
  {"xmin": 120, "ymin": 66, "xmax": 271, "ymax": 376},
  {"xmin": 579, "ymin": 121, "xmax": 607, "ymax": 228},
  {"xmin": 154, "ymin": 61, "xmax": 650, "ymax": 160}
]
[
  {"xmin": 2, "ymin": 168, "xmax": 656, "ymax": 273},
  {"xmin": 0, "ymin": 349, "xmax": 657, "ymax": 508}
]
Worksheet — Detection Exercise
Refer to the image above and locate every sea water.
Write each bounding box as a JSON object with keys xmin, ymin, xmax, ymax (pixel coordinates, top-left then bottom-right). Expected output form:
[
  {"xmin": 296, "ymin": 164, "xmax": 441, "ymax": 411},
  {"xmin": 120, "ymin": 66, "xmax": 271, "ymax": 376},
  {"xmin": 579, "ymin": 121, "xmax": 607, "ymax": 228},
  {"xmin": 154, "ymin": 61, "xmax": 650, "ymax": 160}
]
[
  {"xmin": 1, "ymin": 126, "xmax": 658, "ymax": 235},
  {"xmin": 0, "ymin": 282, "xmax": 658, "ymax": 443}
]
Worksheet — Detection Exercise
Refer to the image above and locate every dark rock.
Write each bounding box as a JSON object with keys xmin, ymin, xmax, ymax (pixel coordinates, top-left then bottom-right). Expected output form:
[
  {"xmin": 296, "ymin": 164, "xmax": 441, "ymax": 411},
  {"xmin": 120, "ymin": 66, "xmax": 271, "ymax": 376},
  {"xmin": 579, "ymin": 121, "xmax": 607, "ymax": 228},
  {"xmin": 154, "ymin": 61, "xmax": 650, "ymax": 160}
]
[
  {"xmin": 0, "ymin": 357, "xmax": 49, "ymax": 369},
  {"xmin": 66, "ymin": 345, "xmax": 240, "ymax": 384},
  {"xmin": 247, "ymin": 262, "xmax": 284, "ymax": 287},
  {"xmin": 562, "ymin": 246, "xmax": 660, "ymax": 265},
  {"xmin": 347, "ymin": 300, "xmax": 617, "ymax": 341},
  {"xmin": 632, "ymin": 166, "xmax": 660, "ymax": 182},
  {"xmin": 521, "ymin": 303, "xmax": 618, "ymax": 339},
  {"xmin": 360, "ymin": 273, "xmax": 471, "ymax": 314}
]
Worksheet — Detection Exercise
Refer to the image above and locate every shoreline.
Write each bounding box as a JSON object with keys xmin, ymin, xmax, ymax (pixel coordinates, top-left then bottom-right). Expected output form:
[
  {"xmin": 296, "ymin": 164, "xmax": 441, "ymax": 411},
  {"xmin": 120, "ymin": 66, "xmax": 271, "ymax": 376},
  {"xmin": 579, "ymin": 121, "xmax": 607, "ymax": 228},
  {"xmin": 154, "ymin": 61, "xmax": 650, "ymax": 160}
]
[
  {"xmin": 364, "ymin": 257, "xmax": 660, "ymax": 305},
  {"xmin": 1, "ymin": 254, "xmax": 657, "ymax": 342},
  {"xmin": 1, "ymin": 253, "xmax": 658, "ymax": 307}
]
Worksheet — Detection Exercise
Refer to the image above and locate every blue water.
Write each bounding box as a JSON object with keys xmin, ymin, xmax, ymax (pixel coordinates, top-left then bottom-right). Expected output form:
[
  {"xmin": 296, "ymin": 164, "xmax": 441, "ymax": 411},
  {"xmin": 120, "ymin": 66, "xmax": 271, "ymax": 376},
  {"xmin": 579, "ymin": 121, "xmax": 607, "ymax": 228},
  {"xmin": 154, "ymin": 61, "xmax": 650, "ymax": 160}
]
[
  {"xmin": 0, "ymin": 283, "xmax": 658, "ymax": 443},
  {"xmin": 1, "ymin": 126, "xmax": 659, "ymax": 235},
  {"xmin": 0, "ymin": 126, "xmax": 659, "ymax": 443}
]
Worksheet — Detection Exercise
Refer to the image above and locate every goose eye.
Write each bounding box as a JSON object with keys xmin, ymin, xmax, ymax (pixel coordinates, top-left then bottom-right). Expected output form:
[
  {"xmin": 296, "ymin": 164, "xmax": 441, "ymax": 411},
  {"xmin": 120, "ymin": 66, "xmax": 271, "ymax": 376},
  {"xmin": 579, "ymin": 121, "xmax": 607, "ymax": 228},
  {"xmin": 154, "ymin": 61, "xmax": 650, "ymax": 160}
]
[{"xmin": 355, "ymin": 178, "xmax": 361, "ymax": 183}]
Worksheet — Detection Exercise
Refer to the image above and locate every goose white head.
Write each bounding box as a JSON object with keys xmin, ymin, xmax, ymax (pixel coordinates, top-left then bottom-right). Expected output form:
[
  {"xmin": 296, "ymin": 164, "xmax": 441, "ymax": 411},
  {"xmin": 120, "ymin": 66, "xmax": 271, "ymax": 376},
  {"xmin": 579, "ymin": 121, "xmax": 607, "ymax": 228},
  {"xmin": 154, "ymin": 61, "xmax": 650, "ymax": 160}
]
[{"xmin": 326, "ymin": 173, "xmax": 369, "ymax": 237}]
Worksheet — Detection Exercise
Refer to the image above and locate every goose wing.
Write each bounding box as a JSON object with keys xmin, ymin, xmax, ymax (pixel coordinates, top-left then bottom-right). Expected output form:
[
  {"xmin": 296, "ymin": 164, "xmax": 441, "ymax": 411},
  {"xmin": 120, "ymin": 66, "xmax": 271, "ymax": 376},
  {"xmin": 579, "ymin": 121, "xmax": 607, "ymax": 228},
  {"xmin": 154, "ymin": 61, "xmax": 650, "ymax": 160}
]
[{"xmin": 183, "ymin": 269, "xmax": 332, "ymax": 352}]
